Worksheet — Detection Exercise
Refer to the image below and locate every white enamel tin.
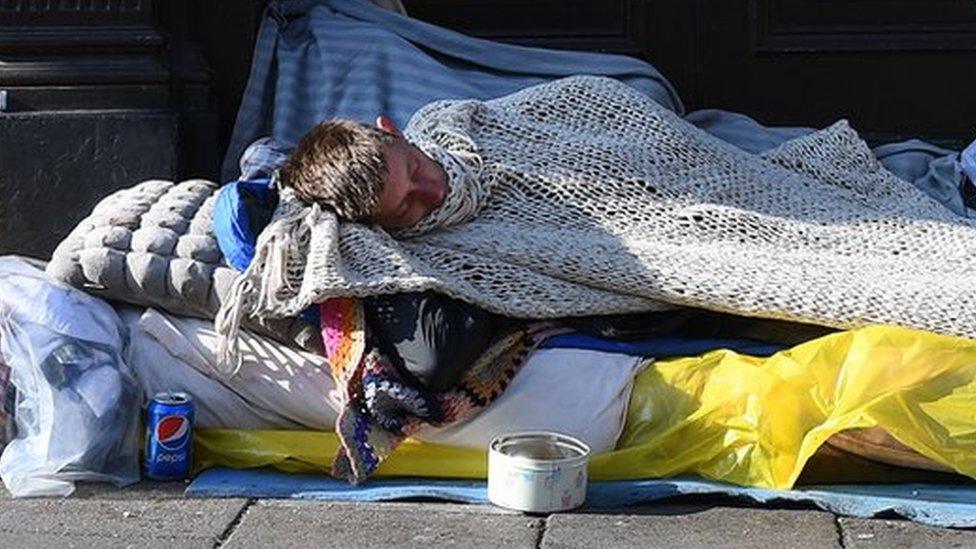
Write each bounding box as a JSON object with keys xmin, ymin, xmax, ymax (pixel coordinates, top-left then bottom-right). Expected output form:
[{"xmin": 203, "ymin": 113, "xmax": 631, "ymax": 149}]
[{"xmin": 487, "ymin": 431, "xmax": 591, "ymax": 513}]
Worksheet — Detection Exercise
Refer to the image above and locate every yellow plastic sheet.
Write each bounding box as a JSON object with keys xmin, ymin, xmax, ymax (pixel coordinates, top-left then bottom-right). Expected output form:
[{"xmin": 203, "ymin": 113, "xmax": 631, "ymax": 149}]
[{"xmin": 195, "ymin": 325, "xmax": 976, "ymax": 489}]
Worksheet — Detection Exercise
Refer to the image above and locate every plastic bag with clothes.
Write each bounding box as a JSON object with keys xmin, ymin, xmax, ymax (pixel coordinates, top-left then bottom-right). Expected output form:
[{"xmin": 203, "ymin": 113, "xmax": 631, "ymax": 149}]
[{"xmin": 0, "ymin": 257, "xmax": 141, "ymax": 497}]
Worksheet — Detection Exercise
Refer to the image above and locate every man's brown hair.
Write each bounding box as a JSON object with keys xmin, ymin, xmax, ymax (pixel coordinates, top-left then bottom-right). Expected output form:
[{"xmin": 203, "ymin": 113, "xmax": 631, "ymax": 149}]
[{"xmin": 279, "ymin": 120, "xmax": 397, "ymax": 220}]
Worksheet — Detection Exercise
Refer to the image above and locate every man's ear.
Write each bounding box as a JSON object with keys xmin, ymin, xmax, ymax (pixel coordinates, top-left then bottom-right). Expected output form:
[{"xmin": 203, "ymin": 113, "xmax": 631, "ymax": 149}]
[{"xmin": 375, "ymin": 115, "xmax": 402, "ymax": 137}]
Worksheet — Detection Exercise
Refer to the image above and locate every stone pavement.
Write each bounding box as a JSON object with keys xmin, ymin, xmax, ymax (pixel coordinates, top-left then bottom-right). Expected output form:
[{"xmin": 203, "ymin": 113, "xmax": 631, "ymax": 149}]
[{"xmin": 2, "ymin": 481, "xmax": 976, "ymax": 548}]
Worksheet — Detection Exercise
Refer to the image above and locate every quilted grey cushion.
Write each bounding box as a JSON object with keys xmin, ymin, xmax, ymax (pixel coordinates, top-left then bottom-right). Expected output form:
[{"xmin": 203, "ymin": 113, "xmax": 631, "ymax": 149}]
[{"xmin": 47, "ymin": 179, "xmax": 322, "ymax": 354}]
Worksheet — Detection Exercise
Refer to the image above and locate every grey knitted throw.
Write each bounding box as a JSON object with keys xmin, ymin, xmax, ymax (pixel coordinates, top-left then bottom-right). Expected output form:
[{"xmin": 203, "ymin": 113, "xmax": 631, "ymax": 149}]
[{"xmin": 217, "ymin": 75, "xmax": 976, "ymax": 365}]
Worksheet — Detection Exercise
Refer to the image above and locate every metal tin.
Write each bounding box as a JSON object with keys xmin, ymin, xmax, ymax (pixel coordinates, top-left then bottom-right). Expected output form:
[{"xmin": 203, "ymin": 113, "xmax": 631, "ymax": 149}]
[
  {"xmin": 144, "ymin": 391, "xmax": 195, "ymax": 481},
  {"xmin": 488, "ymin": 431, "xmax": 590, "ymax": 513}
]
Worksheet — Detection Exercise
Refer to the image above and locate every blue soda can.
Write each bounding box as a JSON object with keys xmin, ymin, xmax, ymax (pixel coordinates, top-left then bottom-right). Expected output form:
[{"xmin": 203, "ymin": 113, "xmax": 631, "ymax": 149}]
[{"xmin": 144, "ymin": 391, "xmax": 195, "ymax": 480}]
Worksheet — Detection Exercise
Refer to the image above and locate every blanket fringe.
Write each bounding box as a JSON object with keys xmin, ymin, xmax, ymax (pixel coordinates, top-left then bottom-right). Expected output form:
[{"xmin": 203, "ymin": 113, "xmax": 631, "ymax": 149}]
[{"xmin": 214, "ymin": 197, "xmax": 313, "ymax": 374}]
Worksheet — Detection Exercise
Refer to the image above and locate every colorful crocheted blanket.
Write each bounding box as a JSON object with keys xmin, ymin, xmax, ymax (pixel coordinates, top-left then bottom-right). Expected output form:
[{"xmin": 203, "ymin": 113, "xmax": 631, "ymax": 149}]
[{"xmin": 320, "ymin": 297, "xmax": 535, "ymax": 483}]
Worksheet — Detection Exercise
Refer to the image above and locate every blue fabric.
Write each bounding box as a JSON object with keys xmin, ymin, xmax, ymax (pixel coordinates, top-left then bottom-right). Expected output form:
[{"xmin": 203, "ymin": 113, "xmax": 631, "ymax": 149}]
[
  {"xmin": 685, "ymin": 109, "xmax": 815, "ymax": 155},
  {"xmin": 538, "ymin": 333, "xmax": 784, "ymax": 358},
  {"xmin": 222, "ymin": 0, "xmax": 683, "ymax": 180},
  {"xmin": 213, "ymin": 180, "xmax": 275, "ymax": 272},
  {"xmin": 213, "ymin": 179, "xmax": 321, "ymax": 327},
  {"xmin": 964, "ymin": 138, "xmax": 976, "ymax": 185},
  {"xmin": 236, "ymin": 139, "xmax": 297, "ymax": 182},
  {"xmin": 188, "ymin": 468, "xmax": 976, "ymax": 528},
  {"xmin": 239, "ymin": 137, "xmax": 290, "ymax": 182},
  {"xmin": 874, "ymin": 140, "xmax": 968, "ymax": 217}
]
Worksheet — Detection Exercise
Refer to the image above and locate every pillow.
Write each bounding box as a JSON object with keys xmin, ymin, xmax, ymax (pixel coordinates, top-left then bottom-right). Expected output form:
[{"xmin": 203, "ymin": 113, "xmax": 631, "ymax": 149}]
[
  {"xmin": 415, "ymin": 348, "xmax": 649, "ymax": 454},
  {"xmin": 46, "ymin": 179, "xmax": 322, "ymax": 354}
]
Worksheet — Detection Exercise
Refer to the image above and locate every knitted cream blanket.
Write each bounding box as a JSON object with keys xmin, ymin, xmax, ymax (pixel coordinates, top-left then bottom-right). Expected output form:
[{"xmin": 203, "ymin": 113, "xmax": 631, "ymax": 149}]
[{"xmin": 218, "ymin": 75, "xmax": 976, "ymax": 358}]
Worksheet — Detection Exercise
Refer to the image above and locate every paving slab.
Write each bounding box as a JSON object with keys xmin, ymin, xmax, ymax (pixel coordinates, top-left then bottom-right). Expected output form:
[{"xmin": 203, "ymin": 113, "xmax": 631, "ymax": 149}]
[
  {"xmin": 541, "ymin": 506, "xmax": 841, "ymax": 549},
  {"xmin": 0, "ymin": 494, "xmax": 248, "ymax": 548},
  {"xmin": 840, "ymin": 517, "xmax": 976, "ymax": 548},
  {"xmin": 0, "ymin": 480, "xmax": 189, "ymax": 501},
  {"xmin": 223, "ymin": 501, "xmax": 543, "ymax": 549},
  {"xmin": 4, "ymin": 479, "xmax": 976, "ymax": 548}
]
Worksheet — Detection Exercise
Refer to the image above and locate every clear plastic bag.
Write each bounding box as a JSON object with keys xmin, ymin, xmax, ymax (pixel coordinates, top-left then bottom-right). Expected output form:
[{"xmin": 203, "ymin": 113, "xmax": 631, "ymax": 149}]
[{"xmin": 0, "ymin": 257, "xmax": 141, "ymax": 497}]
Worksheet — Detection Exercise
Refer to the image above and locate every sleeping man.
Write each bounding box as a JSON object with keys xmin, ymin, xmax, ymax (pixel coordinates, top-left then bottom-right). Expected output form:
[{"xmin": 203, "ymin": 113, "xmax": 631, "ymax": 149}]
[
  {"xmin": 273, "ymin": 88, "xmax": 833, "ymax": 382},
  {"xmin": 281, "ymin": 117, "xmax": 449, "ymax": 230},
  {"xmin": 219, "ymin": 75, "xmax": 976, "ymax": 481}
]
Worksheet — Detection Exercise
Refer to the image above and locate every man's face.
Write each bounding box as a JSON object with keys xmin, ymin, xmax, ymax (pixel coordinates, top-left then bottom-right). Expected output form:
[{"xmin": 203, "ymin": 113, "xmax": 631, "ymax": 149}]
[{"xmin": 371, "ymin": 117, "xmax": 449, "ymax": 229}]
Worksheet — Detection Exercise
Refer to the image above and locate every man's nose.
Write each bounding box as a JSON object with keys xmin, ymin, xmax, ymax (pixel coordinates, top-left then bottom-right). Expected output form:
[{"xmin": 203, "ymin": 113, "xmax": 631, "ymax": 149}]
[{"xmin": 416, "ymin": 177, "xmax": 446, "ymax": 206}]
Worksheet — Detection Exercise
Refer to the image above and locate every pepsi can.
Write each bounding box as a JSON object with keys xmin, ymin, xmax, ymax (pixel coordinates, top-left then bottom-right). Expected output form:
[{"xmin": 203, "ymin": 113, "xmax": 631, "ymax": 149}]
[{"xmin": 144, "ymin": 392, "xmax": 194, "ymax": 481}]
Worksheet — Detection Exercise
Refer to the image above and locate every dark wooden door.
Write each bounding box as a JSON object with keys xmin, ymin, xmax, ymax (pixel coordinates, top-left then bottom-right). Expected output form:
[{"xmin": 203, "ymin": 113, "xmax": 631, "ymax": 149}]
[{"xmin": 405, "ymin": 0, "xmax": 976, "ymax": 148}]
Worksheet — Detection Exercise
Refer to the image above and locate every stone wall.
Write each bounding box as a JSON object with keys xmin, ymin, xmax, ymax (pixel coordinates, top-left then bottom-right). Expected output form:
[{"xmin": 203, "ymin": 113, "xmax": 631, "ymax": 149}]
[{"xmin": 0, "ymin": 0, "xmax": 261, "ymax": 259}]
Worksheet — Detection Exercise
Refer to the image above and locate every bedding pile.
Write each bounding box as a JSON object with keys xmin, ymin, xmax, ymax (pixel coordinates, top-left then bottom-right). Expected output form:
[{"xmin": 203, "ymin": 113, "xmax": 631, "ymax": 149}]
[
  {"xmin": 195, "ymin": 324, "xmax": 976, "ymax": 491},
  {"xmin": 222, "ymin": 75, "xmax": 976, "ymax": 349},
  {"xmin": 8, "ymin": 0, "xmax": 976, "ymax": 510}
]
